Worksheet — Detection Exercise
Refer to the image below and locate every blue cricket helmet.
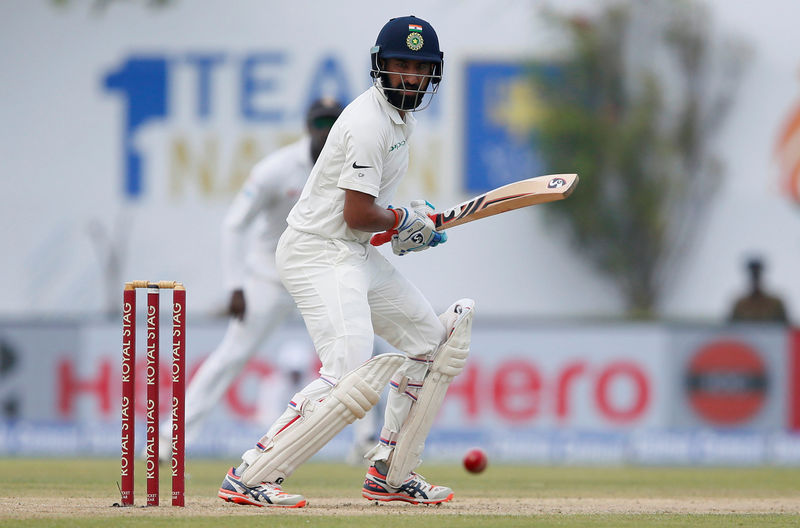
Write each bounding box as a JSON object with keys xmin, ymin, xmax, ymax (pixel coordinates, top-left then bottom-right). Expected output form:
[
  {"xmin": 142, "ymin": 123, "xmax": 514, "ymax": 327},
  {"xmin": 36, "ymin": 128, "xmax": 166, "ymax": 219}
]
[
  {"xmin": 371, "ymin": 15, "xmax": 443, "ymax": 76},
  {"xmin": 370, "ymin": 15, "xmax": 444, "ymax": 111}
]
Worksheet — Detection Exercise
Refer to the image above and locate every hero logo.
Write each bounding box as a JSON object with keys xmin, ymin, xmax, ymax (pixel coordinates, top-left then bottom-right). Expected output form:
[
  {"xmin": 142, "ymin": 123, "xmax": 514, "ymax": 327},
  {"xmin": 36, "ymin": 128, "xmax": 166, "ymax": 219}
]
[
  {"xmin": 443, "ymin": 358, "xmax": 652, "ymax": 425},
  {"xmin": 547, "ymin": 177, "xmax": 566, "ymax": 189},
  {"xmin": 103, "ymin": 53, "xmax": 352, "ymax": 200}
]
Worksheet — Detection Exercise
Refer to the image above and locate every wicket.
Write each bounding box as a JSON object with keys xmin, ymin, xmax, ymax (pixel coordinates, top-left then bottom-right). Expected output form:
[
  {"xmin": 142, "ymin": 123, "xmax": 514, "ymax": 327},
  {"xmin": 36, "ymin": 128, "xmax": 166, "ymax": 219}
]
[{"xmin": 120, "ymin": 280, "xmax": 186, "ymax": 507}]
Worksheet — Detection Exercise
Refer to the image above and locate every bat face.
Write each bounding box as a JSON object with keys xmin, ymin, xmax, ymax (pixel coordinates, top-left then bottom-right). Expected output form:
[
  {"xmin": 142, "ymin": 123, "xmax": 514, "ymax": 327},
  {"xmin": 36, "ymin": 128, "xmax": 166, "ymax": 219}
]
[
  {"xmin": 432, "ymin": 173, "xmax": 578, "ymax": 230},
  {"xmin": 433, "ymin": 196, "xmax": 490, "ymax": 229}
]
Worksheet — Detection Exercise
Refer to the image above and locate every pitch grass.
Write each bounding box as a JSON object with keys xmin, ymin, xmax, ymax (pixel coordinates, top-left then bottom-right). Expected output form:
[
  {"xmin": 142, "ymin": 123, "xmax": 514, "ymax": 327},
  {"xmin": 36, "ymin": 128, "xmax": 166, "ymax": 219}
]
[{"xmin": 0, "ymin": 458, "xmax": 799, "ymax": 527}]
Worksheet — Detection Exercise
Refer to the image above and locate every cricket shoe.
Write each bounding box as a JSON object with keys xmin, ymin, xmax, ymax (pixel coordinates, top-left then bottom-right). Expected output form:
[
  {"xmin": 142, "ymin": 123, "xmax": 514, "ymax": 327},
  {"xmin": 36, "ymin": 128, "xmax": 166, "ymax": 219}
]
[
  {"xmin": 362, "ymin": 464, "xmax": 453, "ymax": 504},
  {"xmin": 218, "ymin": 467, "xmax": 307, "ymax": 508}
]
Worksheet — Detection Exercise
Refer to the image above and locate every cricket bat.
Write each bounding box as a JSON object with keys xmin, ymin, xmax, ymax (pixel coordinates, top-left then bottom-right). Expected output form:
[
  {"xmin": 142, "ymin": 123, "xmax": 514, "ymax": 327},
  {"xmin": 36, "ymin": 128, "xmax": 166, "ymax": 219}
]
[{"xmin": 370, "ymin": 173, "xmax": 579, "ymax": 246}]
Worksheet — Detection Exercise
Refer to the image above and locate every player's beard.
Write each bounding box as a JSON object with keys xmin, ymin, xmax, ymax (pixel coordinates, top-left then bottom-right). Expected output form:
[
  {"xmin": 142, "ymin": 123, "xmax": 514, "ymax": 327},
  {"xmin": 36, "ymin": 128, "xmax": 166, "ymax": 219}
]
[
  {"xmin": 386, "ymin": 89, "xmax": 424, "ymax": 110},
  {"xmin": 381, "ymin": 74, "xmax": 426, "ymax": 110}
]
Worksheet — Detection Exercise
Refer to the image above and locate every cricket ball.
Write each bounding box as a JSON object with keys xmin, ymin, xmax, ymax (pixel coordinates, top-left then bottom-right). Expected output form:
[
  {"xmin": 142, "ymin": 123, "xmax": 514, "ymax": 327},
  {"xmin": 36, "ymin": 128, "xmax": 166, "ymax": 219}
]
[{"xmin": 462, "ymin": 447, "xmax": 488, "ymax": 474}]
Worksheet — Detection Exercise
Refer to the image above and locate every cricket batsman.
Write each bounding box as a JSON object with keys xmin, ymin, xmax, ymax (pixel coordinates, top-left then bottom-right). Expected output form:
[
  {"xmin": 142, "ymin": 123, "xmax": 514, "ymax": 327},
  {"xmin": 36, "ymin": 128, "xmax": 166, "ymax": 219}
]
[{"xmin": 218, "ymin": 14, "xmax": 474, "ymax": 508}]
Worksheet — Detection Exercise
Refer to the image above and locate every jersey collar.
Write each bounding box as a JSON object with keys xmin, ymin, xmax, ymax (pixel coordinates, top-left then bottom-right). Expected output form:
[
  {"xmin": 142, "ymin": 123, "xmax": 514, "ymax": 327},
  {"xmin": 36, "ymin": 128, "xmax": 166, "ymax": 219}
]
[{"xmin": 372, "ymin": 85, "xmax": 408, "ymax": 126}]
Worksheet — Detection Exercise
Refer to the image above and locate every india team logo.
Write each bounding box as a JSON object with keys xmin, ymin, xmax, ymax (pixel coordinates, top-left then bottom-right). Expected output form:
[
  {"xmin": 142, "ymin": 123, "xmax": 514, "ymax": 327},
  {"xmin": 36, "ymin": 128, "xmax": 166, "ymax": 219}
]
[{"xmin": 407, "ymin": 24, "xmax": 424, "ymax": 51}]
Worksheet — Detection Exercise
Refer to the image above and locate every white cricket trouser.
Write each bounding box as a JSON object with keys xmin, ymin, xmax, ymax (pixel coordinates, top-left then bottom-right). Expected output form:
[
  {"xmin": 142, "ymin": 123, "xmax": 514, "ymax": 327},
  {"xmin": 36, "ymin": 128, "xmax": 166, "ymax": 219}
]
[
  {"xmin": 259, "ymin": 227, "xmax": 445, "ymax": 441},
  {"xmin": 160, "ymin": 272, "xmax": 295, "ymax": 457}
]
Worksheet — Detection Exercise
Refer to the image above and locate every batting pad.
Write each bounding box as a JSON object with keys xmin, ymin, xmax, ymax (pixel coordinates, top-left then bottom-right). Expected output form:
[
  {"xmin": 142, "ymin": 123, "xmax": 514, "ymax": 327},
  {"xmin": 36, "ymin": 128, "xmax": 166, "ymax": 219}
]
[
  {"xmin": 385, "ymin": 299, "xmax": 474, "ymax": 488},
  {"xmin": 240, "ymin": 352, "xmax": 405, "ymax": 486}
]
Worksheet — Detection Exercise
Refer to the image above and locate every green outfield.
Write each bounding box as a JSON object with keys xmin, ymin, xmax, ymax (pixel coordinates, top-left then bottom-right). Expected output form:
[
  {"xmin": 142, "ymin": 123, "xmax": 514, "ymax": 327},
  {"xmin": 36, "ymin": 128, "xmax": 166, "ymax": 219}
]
[{"xmin": 1, "ymin": 458, "xmax": 798, "ymax": 527}]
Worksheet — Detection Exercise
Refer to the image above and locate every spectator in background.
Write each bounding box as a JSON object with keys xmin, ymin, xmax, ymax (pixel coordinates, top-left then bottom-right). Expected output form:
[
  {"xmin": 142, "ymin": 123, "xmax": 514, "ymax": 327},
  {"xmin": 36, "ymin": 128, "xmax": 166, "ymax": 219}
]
[{"xmin": 729, "ymin": 256, "xmax": 789, "ymax": 324}]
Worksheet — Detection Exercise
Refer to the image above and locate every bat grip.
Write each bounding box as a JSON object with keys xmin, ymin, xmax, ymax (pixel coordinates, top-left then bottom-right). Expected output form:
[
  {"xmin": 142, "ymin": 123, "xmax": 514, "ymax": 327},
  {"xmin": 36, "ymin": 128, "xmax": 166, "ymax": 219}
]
[{"xmin": 370, "ymin": 229, "xmax": 397, "ymax": 246}]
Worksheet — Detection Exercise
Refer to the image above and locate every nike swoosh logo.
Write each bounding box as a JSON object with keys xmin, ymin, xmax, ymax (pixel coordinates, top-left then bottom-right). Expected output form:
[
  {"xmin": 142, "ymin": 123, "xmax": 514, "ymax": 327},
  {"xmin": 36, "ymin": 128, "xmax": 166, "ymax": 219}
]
[{"xmin": 352, "ymin": 162, "xmax": 373, "ymax": 169}]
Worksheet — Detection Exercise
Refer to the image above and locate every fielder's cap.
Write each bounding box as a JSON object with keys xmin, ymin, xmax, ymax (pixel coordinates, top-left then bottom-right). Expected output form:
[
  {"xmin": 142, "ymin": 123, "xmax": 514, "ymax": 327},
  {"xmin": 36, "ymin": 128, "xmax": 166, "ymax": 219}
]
[{"xmin": 306, "ymin": 97, "xmax": 345, "ymax": 122}]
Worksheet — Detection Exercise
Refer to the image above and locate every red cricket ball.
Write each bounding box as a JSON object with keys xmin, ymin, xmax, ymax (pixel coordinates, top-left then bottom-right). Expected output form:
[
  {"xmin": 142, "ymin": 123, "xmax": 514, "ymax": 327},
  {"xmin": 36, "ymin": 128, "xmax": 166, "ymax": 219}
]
[{"xmin": 462, "ymin": 447, "xmax": 488, "ymax": 473}]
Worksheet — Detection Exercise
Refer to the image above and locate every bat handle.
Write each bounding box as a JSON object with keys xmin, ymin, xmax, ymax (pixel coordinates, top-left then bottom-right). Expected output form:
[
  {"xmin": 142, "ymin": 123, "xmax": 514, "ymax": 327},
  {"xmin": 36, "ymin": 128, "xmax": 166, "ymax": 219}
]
[
  {"xmin": 369, "ymin": 214, "xmax": 437, "ymax": 247},
  {"xmin": 370, "ymin": 229, "xmax": 397, "ymax": 246}
]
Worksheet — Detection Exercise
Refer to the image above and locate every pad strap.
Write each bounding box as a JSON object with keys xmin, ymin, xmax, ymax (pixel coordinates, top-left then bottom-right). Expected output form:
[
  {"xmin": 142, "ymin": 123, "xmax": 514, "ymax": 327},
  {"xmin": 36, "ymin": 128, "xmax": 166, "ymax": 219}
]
[
  {"xmin": 389, "ymin": 373, "xmax": 424, "ymax": 401},
  {"xmin": 378, "ymin": 426, "xmax": 400, "ymax": 448}
]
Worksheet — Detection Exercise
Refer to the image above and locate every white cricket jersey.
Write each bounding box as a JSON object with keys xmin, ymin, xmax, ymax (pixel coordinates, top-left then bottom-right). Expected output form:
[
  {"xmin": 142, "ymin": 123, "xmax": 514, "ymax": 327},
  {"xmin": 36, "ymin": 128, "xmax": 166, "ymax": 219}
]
[
  {"xmin": 221, "ymin": 136, "xmax": 312, "ymax": 290},
  {"xmin": 286, "ymin": 86, "xmax": 416, "ymax": 243}
]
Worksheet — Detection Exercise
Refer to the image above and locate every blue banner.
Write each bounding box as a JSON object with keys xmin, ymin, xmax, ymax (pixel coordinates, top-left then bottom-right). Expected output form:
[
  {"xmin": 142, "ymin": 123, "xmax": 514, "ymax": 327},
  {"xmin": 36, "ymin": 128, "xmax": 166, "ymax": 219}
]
[{"xmin": 464, "ymin": 61, "xmax": 551, "ymax": 192}]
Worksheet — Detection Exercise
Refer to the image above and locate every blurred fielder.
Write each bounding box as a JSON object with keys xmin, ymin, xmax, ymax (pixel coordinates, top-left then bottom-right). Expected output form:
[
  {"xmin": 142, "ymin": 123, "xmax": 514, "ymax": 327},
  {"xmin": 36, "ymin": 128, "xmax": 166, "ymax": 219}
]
[
  {"xmin": 218, "ymin": 15, "xmax": 474, "ymax": 508},
  {"xmin": 157, "ymin": 98, "xmax": 345, "ymax": 460}
]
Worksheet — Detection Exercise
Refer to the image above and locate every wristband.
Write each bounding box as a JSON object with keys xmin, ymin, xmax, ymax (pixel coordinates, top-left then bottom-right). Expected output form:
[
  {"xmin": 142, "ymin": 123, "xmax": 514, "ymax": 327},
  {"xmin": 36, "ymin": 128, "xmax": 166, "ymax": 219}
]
[{"xmin": 389, "ymin": 207, "xmax": 401, "ymax": 230}]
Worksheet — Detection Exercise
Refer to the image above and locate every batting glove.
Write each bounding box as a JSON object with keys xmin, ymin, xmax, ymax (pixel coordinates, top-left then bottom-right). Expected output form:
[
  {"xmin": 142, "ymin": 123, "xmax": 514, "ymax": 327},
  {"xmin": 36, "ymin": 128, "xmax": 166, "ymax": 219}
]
[{"xmin": 390, "ymin": 200, "xmax": 447, "ymax": 256}]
